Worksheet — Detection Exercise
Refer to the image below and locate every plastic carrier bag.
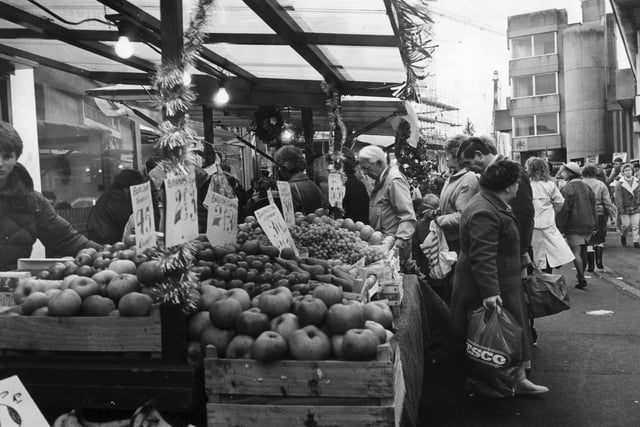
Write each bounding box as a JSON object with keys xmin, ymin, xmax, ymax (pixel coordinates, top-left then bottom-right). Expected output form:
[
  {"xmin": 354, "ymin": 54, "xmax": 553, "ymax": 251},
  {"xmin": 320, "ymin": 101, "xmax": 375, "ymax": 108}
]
[{"xmin": 419, "ymin": 221, "xmax": 457, "ymax": 280}]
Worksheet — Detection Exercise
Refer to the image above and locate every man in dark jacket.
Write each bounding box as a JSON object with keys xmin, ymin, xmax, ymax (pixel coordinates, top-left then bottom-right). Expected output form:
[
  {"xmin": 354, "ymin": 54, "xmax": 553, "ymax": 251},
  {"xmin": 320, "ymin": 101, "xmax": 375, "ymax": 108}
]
[
  {"xmin": 274, "ymin": 145, "xmax": 322, "ymax": 214},
  {"xmin": 0, "ymin": 122, "xmax": 99, "ymax": 271}
]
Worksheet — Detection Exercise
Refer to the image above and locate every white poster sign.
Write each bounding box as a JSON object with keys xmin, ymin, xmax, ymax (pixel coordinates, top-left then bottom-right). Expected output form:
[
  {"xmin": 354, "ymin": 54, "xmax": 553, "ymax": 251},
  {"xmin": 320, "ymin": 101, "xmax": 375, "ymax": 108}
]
[
  {"xmin": 0, "ymin": 375, "xmax": 48, "ymax": 426},
  {"xmin": 206, "ymin": 192, "xmax": 238, "ymax": 246},
  {"xmin": 254, "ymin": 204, "xmax": 298, "ymax": 256},
  {"xmin": 277, "ymin": 181, "xmax": 295, "ymax": 226},
  {"xmin": 328, "ymin": 172, "xmax": 345, "ymax": 208},
  {"xmin": 613, "ymin": 152, "xmax": 628, "ymax": 163},
  {"xmin": 130, "ymin": 181, "xmax": 156, "ymax": 252},
  {"xmin": 164, "ymin": 172, "xmax": 199, "ymax": 247}
]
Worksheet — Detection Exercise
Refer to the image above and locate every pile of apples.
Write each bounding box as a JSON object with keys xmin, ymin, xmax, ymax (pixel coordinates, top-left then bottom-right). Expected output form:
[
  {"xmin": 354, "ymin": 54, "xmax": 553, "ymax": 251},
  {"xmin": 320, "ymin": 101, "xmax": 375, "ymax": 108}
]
[{"xmin": 189, "ymin": 281, "xmax": 394, "ymax": 363}]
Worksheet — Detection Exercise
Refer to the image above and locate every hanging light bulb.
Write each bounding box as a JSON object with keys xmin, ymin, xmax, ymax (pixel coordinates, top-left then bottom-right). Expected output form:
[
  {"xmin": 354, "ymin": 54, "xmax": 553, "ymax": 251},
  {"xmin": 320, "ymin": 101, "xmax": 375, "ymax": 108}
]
[
  {"xmin": 214, "ymin": 86, "xmax": 229, "ymax": 106},
  {"xmin": 115, "ymin": 35, "xmax": 134, "ymax": 59}
]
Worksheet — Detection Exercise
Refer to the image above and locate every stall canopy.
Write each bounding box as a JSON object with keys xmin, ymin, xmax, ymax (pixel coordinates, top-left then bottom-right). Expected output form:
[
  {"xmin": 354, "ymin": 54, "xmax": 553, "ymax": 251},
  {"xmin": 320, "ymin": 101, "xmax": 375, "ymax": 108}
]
[{"xmin": 0, "ymin": 0, "xmax": 428, "ymax": 138}]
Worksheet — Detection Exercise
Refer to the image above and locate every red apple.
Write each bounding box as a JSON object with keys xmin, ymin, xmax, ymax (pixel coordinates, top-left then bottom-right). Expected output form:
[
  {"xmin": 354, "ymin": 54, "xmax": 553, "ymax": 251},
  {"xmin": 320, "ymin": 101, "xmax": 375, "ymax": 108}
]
[
  {"xmin": 32, "ymin": 306, "xmax": 49, "ymax": 316},
  {"xmin": 341, "ymin": 328, "xmax": 379, "ymax": 361},
  {"xmin": 74, "ymin": 252, "xmax": 93, "ymax": 266},
  {"xmin": 47, "ymin": 262, "xmax": 67, "ymax": 280},
  {"xmin": 258, "ymin": 286, "xmax": 292, "ymax": 318},
  {"xmin": 75, "ymin": 265, "xmax": 94, "ymax": 277},
  {"xmin": 331, "ymin": 334, "xmax": 344, "ymax": 359},
  {"xmin": 91, "ymin": 269, "xmax": 119, "ymax": 287},
  {"xmin": 92, "ymin": 257, "xmax": 112, "ymax": 270},
  {"xmin": 108, "ymin": 259, "xmax": 137, "ymax": 275},
  {"xmin": 118, "ymin": 292, "xmax": 153, "ymax": 316},
  {"xmin": 289, "ymin": 325, "xmax": 331, "ymax": 360},
  {"xmin": 209, "ymin": 296, "xmax": 243, "ymax": 329},
  {"xmin": 107, "ymin": 273, "xmax": 141, "ymax": 303},
  {"xmin": 47, "ymin": 289, "xmax": 82, "ymax": 316},
  {"xmin": 21, "ymin": 292, "xmax": 49, "ymax": 315},
  {"xmin": 63, "ymin": 260, "xmax": 79, "ymax": 276},
  {"xmin": 364, "ymin": 320, "xmax": 387, "ymax": 344},
  {"xmin": 364, "ymin": 301, "xmax": 393, "ymax": 330},
  {"xmin": 312, "ymin": 283, "xmax": 343, "ymax": 308},
  {"xmin": 188, "ymin": 311, "xmax": 212, "ymax": 340},
  {"xmin": 226, "ymin": 288, "xmax": 251, "ymax": 311},
  {"xmin": 68, "ymin": 276, "xmax": 100, "ymax": 299},
  {"xmin": 200, "ymin": 325, "xmax": 235, "ymax": 357},
  {"xmin": 235, "ymin": 308, "xmax": 270, "ymax": 338},
  {"xmin": 118, "ymin": 249, "xmax": 136, "ymax": 260},
  {"xmin": 293, "ymin": 295, "xmax": 327, "ymax": 327},
  {"xmin": 253, "ymin": 331, "xmax": 288, "ymax": 363},
  {"xmin": 132, "ymin": 253, "xmax": 148, "ymax": 267},
  {"xmin": 136, "ymin": 260, "xmax": 164, "ymax": 286},
  {"xmin": 82, "ymin": 294, "xmax": 116, "ymax": 316},
  {"xmin": 270, "ymin": 312, "xmax": 300, "ymax": 341},
  {"xmin": 200, "ymin": 286, "xmax": 227, "ymax": 311},
  {"xmin": 326, "ymin": 300, "xmax": 366, "ymax": 335},
  {"xmin": 225, "ymin": 334, "xmax": 255, "ymax": 359},
  {"xmin": 61, "ymin": 274, "xmax": 79, "ymax": 290}
]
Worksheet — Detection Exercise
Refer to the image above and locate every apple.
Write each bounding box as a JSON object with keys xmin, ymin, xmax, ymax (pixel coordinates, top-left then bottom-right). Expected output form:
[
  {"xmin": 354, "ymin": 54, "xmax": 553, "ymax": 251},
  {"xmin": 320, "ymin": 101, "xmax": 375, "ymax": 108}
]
[
  {"xmin": 118, "ymin": 249, "xmax": 136, "ymax": 260},
  {"xmin": 75, "ymin": 265, "xmax": 94, "ymax": 277},
  {"xmin": 341, "ymin": 328, "xmax": 379, "ymax": 361},
  {"xmin": 32, "ymin": 306, "xmax": 49, "ymax": 316},
  {"xmin": 293, "ymin": 295, "xmax": 328, "ymax": 327},
  {"xmin": 107, "ymin": 273, "xmax": 141, "ymax": 303},
  {"xmin": 253, "ymin": 331, "xmax": 288, "ymax": 363},
  {"xmin": 132, "ymin": 253, "xmax": 148, "ymax": 266},
  {"xmin": 288, "ymin": 325, "xmax": 331, "ymax": 360},
  {"xmin": 326, "ymin": 300, "xmax": 366, "ymax": 335},
  {"xmin": 213, "ymin": 266, "xmax": 232, "ymax": 281},
  {"xmin": 47, "ymin": 289, "xmax": 82, "ymax": 316},
  {"xmin": 231, "ymin": 267, "xmax": 248, "ymax": 282},
  {"xmin": 270, "ymin": 312, "xmax": 300, "ymax": 341},
  {"xmin": 331, "ymin": 334, "xmax": 345, "ymax": 359},
  {"xmin": 21, "ymin": 292, "xmax": 49, "ymax": 315},
  {"xmin": 192, "ymin": 266, "xmax": 212, "ymax": 281},
  {"xmin": 74, "ymin": 252, "xmax": 93, "ymax": 266},
  {"xmin": 82, "ymin": 294, "xmax": 116, "ymax": 316},
  {"xmin": 197, "ymin": 247, "xmax": 215, "ymax": 261},
  {"xmin": 68, "ymin": 277, "xmax": 100, "ymax": 299},
  {"xmin": 225, "ymin": 334, "xmax": 255, "ymax": 359},
  {"xmin": 227, "ymin": 279, "xmax": 244, "ymax": 289},
  {"xmin": 311, "ymin": 283, "xmax": 343, "ymax": 308},
  {"xmin": 63, "ymin": 260, "xmax": 79, "ymax": 276},
  {"xmin": 62, "ymin": 274, "xmax": 80, "ymax": 290},
  {"xmin": 91, "ymin": 269, "xmax": 119, "ymax": 287},
  {"xmin": 45, "ymin": 288, "xmax": 62, "ymax": 299},
  {"xmin": 108, "ymin": 259, "xmax": 137, "ymax": 275},
  {"xmin": 136, "ymin": 260, "xmax": 164, "ymax": 286},
  {"xmin": 364, "ymin": 301, "xmax": 393, "ymax": 330},
  {"xmin": 200, "ymin": 325, "xmax": 235, "ymax": 357},
  {"xmin": 47, "ymin": 262, "xmax": 67, "ymax": 280},
  {"xmin": 258, "ymin": 286, "xmax": 292, "ymax": 318},
  {"xmin": 118, "ymin": 292, "xmax": 153, "ymax": 316},
  {"xmin": 364, "ymin": 320, "xmax": 387, "ymax": 344},
  {"xmin": 226, "ymin": 288, "xmax": 251, "ymax": 311},
  {"xmin": 92, "ymin": 257, "xmax": 112, "ymax": 270},
  {"xmin": 209, "ymin": 297, "xmax": 243, "ymax": 329},
  {"xmin": 200, "ymin": 286, "xmax": 227, "ymax": 310},
  {"xmin": 235, "ymin": 308, "xmax": 270, "ymax": 338},
  {"xmin": 188, "ymin": 311, "xmax": 212, "ymax": 340}
]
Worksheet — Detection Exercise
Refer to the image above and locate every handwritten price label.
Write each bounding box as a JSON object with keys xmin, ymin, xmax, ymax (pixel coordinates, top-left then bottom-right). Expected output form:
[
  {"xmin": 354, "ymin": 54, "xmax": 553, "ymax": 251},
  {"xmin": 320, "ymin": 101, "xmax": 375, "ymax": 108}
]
[
  {"xmin": 164, "ymin": 171, "xmax": 199, "ymax": 247},
  {"xmin": 254, "ymin": 204, "xmax": 298, "ymax": 256},
  {"xmin": 328, "ymin": 172, "xmax": 345, "ymax": 208},
  {"xmin": 206, "ymin": 192, "xmax": 238, "ymax": 246},
  {"xmin": 130, "ymin": 181, "xmax": 156, "ymax": 252},
  {"xmin": 277, "ymin": 181, "xmax": 295, "ymax": 226},
  {"xmin": 0, "ymin": 376, "xmax": 48, "ymax": 426}
]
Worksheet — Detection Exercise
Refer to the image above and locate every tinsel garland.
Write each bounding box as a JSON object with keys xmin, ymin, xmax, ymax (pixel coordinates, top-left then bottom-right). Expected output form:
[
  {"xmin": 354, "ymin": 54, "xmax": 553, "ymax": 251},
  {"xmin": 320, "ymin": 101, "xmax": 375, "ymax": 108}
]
[
  {"xmin": 394, "ymin": 118, "xmax": 433, "ymax": 194},
  {"xmin": 321, "ymin": 80, "xmax": 347, "ymax": 153},
  {"xmin": 155, "ymin": 242, "xmax": 200, "ymax": 314}
]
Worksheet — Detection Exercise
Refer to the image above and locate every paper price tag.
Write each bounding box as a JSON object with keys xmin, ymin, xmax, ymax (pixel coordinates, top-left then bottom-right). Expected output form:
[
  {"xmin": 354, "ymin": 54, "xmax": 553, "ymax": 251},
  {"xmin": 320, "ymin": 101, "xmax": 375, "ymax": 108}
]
[
  {"xmin": 0, "ymin": 376, "xmax": 49, "ymax": 426},
  {"xmin": 164, "ymin": 171, "xmax": 199, "ymax": 247},
  {"xmin": 206, "ymin": 192, "xmax": 238, "ymax": 246},
  {"xmin": 254, "ymin": 204, "xmax": 298, "ymax": 256},
  {"xmin": 277, "ymin": 181, "xmax": 295, "ymax": 226},
  {"xmin": 328, "ymin": 172, "xmax": 345, "ymax": 208},
  {"xmin": 130, "ymin": 181, "xmax": 156, "ymax": 252}
]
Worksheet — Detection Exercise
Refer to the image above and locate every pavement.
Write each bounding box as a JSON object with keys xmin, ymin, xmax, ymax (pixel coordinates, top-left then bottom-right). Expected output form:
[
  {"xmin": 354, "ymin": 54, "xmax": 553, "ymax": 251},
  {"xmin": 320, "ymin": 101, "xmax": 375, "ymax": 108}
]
[{"xmin": 417, "ymin": 232, "xmax": 640, "ymax": 427}]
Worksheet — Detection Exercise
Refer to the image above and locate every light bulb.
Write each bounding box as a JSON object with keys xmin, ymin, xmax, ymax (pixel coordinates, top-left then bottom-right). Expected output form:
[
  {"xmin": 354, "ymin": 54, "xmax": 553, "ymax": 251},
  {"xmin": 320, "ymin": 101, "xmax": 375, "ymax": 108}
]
[
  {"xmin": 115, "ymin": 35, "xmax": 134, "ymax": 59},
  {"xmin": 182, "ymin": 70, "xmax": 192, "ymax": 86},
  {"xmin": 214, "ymin": 87, "xmax": 229, "ymax": 105}
]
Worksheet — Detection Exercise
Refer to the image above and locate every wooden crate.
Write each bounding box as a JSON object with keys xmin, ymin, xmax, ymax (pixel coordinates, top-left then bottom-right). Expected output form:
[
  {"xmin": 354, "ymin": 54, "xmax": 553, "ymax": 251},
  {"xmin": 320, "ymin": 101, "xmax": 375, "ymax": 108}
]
[{"xmin": 204, "ymin": 343, "xmax": 405, "ymax": 427}]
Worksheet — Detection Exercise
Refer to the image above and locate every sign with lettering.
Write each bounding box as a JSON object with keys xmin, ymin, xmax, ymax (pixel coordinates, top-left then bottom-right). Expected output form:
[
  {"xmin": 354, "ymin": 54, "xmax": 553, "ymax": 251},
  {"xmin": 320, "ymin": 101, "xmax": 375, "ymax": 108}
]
[
  {"xmin": 164, "ymin": 172, "xmax": 199, "ymax": 247},
  {"xmin": 512, "ymin": 138, "xmax": 527, "ymax": 152},
  {"xmin": 206, "ymin": 192, "xmax": 238, "ymax": 246},
  {"xmin": 277, "ymin": 181, "xmax": 295, "ymax": 226},
  {"xmin": 328, "ymin": 172, "xmax": 345, "ymax": 208},
  {"xmin": 613, "ymin": 152, "xmax": 627, "ymax": 163},
  {"xmin": 0, "ymin": 375, "xmax": 48, "ymax": 426},
  {"xmin": 130, "ymin": 181, "xmax": 156, "ymax": 252},
  {"xmin": 254, "ymin": 204, "xmax": 298, "ymax": 256}
]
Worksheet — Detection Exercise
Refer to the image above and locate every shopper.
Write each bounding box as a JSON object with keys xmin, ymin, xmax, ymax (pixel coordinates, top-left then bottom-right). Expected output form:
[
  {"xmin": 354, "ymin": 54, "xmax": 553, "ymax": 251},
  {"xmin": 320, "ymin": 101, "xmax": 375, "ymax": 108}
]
[
  {"xmin": 357, "ymin": 145, "xmax": 416, "ymax": 261},
  {"xmin": 0, "ymin": 121, "xmax": 99, "ymax": 271},
  {"xmin": 526, "ymin": 157, "xmax": 574, "ymax": 273},
  {"xmin": 555, "ymin": 162, "xmax": 597, "ymax": 289},
  {"xmin": 412, "ymin": 193, "xmax": 440, "ymax": 277},
  {"xmin": 450, "ymin": 159, "xmax": 548, "ymax": 396},
  {"xmin": 273, "ymin": 145, "xmax": 322, "ymax": 214},
  {"xmin": 613, "ymin": 162, "xmax": 640, "ymax": 248},
  {"xmin": 582, "ymin": 163, "xmax": 616, "ymax": 269},
  {"xmin": 340, "ymin": 153, "xmax": 370, "ymax": 223}
]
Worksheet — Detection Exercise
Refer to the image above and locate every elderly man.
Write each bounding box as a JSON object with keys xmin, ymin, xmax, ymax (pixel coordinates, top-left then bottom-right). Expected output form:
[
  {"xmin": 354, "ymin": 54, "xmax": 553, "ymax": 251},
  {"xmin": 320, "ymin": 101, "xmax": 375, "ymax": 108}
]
[{"xmin": 357, "ymin": 145, "xmax": 416, "ymax": 260}]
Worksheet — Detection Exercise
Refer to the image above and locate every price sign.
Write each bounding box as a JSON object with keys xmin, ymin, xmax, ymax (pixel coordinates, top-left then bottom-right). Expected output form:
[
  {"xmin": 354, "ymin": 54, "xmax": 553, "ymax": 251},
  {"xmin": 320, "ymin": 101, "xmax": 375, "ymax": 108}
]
[
  {"xmin": 277, "ymin": 181, "xmax": 295, "ymax": 226},
  {"xmin": 328, "ymin": 172, "xmax": 345, "ymax": 208},
  {"xmin": 254, "ymin": 204, "xmax": 298, "ymax": 256},
  {"xmin": 164, "ymin": 171, "xmax": 199, "ymax": 247},
  {"xmin": 0, "ymin": 376, "xmax": 48, "ymax": 426},
  {"xmin": 206, "ymin": 192, "xmax": 238, "ymax": 246},
  {"xmin": 130, "ymin": 181, "xmax": 156, "ymax": 252},
  {"xmin": 267, "ymin": 189, "xmax": 275, "ymax": 206}
]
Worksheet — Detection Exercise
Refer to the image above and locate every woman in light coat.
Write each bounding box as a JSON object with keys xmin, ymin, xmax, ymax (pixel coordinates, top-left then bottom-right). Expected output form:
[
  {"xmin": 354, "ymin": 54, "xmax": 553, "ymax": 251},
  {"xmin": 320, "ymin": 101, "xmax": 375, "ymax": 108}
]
[
  {"xmin": 613, "ymin": 163, "xmax": 640, "ymax": 248},
  {"xmin": 526, "ymin": 157, "xmax": 574, "ymax": 273}
]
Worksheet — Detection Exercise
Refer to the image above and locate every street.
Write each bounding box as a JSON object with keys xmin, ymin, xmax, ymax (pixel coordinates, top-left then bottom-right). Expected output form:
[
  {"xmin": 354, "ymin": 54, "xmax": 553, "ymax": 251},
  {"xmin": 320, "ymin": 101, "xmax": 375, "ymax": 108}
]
[{"xmin": 418, "ymin": 231, "xmax": 640, "ymax": 426}]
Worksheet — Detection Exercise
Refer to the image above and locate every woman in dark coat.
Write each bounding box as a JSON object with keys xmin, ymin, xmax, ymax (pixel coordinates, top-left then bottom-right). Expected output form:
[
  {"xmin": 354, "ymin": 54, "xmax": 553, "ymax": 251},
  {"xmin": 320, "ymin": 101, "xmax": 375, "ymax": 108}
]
[
  {"xmin": 274, "ymin": 145, "xmax": 322, "ymax": 214},
  {"xmin": 0, "ymin": 122, "xmax": 99, "ymax": 271},
  {"xmin": 450, "ymin": 159, "xmax": 548, "ymax": 396}
]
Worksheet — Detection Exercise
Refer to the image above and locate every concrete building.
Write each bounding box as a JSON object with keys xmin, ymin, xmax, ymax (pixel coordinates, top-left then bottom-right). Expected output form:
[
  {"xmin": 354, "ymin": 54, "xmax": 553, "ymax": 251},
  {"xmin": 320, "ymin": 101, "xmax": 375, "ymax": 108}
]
[{"xmin": 496, "ymin": 0, "xmax": 635, "ymax": 165}]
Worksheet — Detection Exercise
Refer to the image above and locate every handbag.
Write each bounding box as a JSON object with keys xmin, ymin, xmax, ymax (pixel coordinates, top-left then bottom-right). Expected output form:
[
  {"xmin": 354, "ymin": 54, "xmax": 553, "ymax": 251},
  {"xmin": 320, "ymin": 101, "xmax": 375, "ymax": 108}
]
[
  {"xmin": 465, "ymin": 306, "xmax": 523, "ymax": 398},
  {"xmin": 522, "ymin": 267, "xmax": 570, "ymax": 318}
]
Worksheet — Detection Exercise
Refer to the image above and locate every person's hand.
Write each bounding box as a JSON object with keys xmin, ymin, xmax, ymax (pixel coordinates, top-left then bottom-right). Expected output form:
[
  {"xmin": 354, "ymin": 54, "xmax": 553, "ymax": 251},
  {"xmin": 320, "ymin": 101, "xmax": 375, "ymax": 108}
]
[
  {"xmin": 520, "ymin": 252, "xmax": 532, "ymax": 269},
  {"xmin": 483, "ymin": 295, "xmax": 503, "ymax": 311}
]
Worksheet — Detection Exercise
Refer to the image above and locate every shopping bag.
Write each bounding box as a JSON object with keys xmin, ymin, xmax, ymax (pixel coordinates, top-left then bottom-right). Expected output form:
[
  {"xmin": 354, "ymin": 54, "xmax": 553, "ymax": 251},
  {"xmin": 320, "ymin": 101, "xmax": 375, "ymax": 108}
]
[
  {"xmin": 420, "ymin": 221, "xmax": 457, "ymax": 280},
  {"xmin": 465, "ymin": 306, "xmax": 523, "ymax": 398},
  {"xmin": 523, "ymin": 268, "xmax": 570, "ymax": 318}
]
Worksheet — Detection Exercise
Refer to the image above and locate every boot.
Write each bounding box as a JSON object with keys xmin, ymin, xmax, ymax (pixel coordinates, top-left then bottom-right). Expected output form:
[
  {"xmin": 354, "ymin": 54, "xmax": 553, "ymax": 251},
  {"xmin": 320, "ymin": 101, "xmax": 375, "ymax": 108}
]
[
  {"xmin": 595, "ymin": 246, "xmax": 604, "ymax": 269},
  {"xmin": 586, "ymin": 251, "xmax": 595, "ymax": 272}
]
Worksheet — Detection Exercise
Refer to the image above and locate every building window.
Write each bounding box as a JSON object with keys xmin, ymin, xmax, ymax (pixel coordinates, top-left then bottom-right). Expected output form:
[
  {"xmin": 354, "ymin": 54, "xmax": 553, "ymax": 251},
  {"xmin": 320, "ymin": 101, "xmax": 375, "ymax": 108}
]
[
  {"xmin": 512, "ymin": 73, "xmax": 557, "ymax": 98},
  {"xmin": 511, "ymin": 32, "xmax": 556, "ymax": 59},
  {"xmin": 513, "ymin": 113, "xmax": 558, "ymax": 137}
]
